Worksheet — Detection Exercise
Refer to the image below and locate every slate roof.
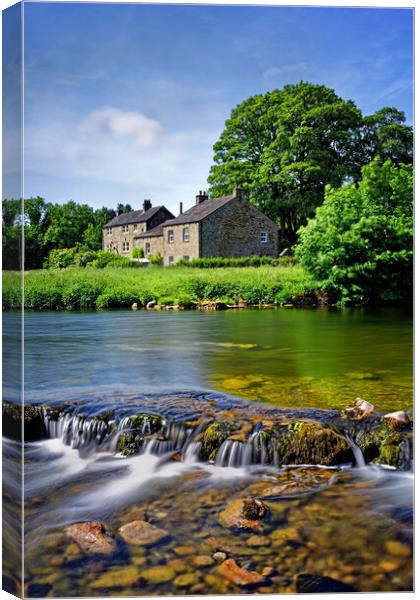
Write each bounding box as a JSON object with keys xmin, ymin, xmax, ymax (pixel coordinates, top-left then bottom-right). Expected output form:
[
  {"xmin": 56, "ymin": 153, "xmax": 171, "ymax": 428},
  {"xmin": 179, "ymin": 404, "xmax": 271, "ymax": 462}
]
[
  {"xmin": 104, "ymin": 206, "xmax": 165, "ymax": 228},
  {"xmin": 162, "ymin": 195, "xmax": 234, "ymax": 226},
  {"xmin": 134, "ymin": 224, "xmax": 164, "ymax": 239}
]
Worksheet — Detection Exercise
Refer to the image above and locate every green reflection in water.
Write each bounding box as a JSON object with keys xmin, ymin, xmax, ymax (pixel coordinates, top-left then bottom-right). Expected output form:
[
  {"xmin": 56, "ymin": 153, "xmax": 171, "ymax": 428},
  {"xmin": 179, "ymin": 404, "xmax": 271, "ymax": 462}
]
[{"xmin": 205, "ymin": 307, "xmax": 412, "ymax": 412}]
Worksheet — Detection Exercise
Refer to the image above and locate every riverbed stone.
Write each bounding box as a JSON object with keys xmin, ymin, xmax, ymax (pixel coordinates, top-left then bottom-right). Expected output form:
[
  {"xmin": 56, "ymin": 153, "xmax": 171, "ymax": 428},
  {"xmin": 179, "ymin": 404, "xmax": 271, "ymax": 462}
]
[
  {"xmin": 213, "ymin": 552, "xmax": 227, "ymax": 563},
  {"xmin": 296, "ymin": 573, "xmax": 356, "ymax": 593},
  {"xmin": 192, "ymin": 555, "xmax": 214, "ymax": 567},
  {"xmin": 384, "ymin": 540, "xmax": 412, "ymax": 557},
  {"xmin": 66, "ymin": 521, "xmax": 116, "ymax": 555},
  {"xmin": 173, "ymin": 572, "xmax": 200, "ymax": 588},
  {"xmin": 246, "ymin": 535, "xmax": 270, "ymax": 547},
  {"xmin": 174, "ymin": 545, "xmax": 196, "ymax": 556},
  {"xmin": 90, "ymin": 566, "xmax": 139, "ymax": 589},
  {"xmin": 215, "ymin": 558, "xmax": 266, "ymax": 587},
  {"xmin": 141, "ymin": 565, "xmax": 176, "ymax": 584},
  {"xmin": 219, "ymin": 498, "xmax": 267, "ymax": 531},
  {"xmin": 118, "ymin": 519, "xmax": 169, "ymax": 546}
]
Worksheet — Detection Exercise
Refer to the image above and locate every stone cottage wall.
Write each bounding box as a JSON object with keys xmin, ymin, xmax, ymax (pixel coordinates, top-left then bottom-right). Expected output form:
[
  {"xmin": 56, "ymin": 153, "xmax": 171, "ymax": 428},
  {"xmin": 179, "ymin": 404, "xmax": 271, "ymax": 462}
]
[
  {"xmin": 161, "ymin": 222, "xmax": 201, "ymax": 266},
  {"xmin": 200, "ymin": 197, "xmax": 278, "ymax": 258}
]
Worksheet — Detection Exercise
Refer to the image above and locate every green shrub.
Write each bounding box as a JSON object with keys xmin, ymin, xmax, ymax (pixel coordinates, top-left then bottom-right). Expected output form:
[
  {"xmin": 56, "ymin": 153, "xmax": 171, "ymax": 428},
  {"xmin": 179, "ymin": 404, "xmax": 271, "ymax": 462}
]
[
  {"xmin": 45, "ymin": 248, "xmax": 78, "ymax": 269},
  {"xmin": 131, "ymin": 247, "xmax": 144, "ymax": 258},
  {"xmin": 295, "ymin": 159, "xmax": 413, "ymax": 305},
  {"xmin": 175, "ymin": 256, "xmax": 279, "ymax": 268},
  {"xmin": 149, "ymin": 253, "xmax": 163, "ymax": 265}
]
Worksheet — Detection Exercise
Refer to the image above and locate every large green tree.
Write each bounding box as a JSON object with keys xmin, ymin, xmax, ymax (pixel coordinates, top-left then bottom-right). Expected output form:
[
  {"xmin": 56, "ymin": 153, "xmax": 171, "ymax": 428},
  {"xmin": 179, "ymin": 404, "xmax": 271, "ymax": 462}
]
[
  {"xmin": 208, "ymin": 82, "xmax": 412, "ymax": 244},
  {"xmin": 295, "ymin": 159, "xmax": 413, "ymax": 305}
]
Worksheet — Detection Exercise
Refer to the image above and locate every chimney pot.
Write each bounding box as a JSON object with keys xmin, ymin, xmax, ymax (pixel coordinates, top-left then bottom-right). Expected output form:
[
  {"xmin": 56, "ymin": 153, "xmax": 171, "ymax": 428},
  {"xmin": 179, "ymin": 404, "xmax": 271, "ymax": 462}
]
[
  {"xmin": 143, "ymin": 199, "xmax": 152, "ymax": 212},
  {"xmin": 179, "ymin": 202, "xmax": 183, "ymax": 215},
  {"xmin": 195, "ymin": 190, "xmax": 208, "ymax": 204}
]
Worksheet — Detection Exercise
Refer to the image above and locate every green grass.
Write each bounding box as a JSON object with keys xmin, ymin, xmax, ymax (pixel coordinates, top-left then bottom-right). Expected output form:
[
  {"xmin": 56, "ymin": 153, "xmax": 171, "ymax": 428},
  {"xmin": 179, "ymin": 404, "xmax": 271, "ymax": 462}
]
[{"xmin": 2, "ymin": 265, "xmax": 322, "ymax": 310}]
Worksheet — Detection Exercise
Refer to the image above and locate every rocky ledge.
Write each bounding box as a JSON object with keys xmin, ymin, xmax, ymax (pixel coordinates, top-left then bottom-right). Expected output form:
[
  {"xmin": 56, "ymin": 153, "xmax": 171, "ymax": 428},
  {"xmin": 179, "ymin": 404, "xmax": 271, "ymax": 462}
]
[{"xmin": 3, "ymin": 397, "xmax": 413, "ymax": 470}]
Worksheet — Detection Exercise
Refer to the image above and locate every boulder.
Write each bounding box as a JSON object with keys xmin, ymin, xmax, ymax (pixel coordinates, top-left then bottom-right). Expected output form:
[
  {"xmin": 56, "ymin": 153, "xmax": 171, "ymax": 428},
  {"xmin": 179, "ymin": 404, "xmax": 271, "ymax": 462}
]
[
  {"xmin": 131, "ymin": 303, "xmax": 138, "ymax": 310},
  {"xmin": 146, "ymin": 300, "xmax": 156, "ymax": 309},
  {"xmin": 218, "ymin": 498, "xmax": 267, "ymax": 531},
  {"xmin": 215, "ymin": 559, "xmax": 265, "ymax": 587},
  {"xmin": 118, "ymin": 519, "xmax": 169, "ymax": 546},
  {"xmin": 344, "ymin": 397, "xmax": 375, "ymax": 419},
  {"xmin": 66, "ymin": 521, "xmax": 116, "ymax": 555}
]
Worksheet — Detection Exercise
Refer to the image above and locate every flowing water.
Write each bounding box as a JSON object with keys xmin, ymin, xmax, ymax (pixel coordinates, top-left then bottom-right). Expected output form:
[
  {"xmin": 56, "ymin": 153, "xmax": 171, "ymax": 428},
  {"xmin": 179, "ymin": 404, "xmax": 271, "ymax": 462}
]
[{"xmin": 2, "ymin": 307, "xmax": 413, "ymax": 596}]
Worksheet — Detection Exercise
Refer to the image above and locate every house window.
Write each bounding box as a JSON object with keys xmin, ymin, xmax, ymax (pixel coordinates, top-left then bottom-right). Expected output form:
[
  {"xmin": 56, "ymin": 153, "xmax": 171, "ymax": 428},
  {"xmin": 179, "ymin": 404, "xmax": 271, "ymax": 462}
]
[
  {"xmin": 107, "ymin": 227, "xmax": 112, "ymax": 235},
  {"xmin": 260, "ymin": 232, "xmax": 268, "ymax": 244},
  {"xmin": 182, "ymin": 227, "xmax": 189, "ymax": 242},
  {"xmin": 145, "ymin": 243, "xmax": 151, "ymax": 255},
  {"xmin": 122, "ymin": 241, "xmax": 130, "ymax": 253},
  {"xmin": 133, "ymin": 223, "xmax": 138, "ymax": 231},
  {"xmin": 168, "ymin": 230, "xmax": 174, "ymax": 244},
  {"xmin": 122, "ymin": 225, "xmax": 129, "ymax": 233},
  {"xmin": 168, "ymin": 256, "xmax": 174, "ymax": 265},
  {"xmin": 183, "ymin": 256, "xmax": 190, "ymax": 261}
]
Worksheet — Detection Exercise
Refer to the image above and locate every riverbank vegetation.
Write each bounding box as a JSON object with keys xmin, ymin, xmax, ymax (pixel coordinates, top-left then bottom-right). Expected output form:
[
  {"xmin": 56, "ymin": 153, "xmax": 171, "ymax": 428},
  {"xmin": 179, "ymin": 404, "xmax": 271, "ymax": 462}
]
[{"xmin": 3, "ymin": 264, "xmax": 321, "ymax": 310}]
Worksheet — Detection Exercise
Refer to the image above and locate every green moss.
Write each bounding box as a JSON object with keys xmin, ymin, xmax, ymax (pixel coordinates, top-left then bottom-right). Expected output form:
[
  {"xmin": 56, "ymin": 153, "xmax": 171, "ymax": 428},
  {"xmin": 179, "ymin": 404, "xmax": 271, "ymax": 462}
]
[
  {"xmin": 199, "ymin": 421, "xmax": 234, "ymax": 461},
  {"xmin": 377, "ymin": 433, "xmax": 406, "ymax": 468}
]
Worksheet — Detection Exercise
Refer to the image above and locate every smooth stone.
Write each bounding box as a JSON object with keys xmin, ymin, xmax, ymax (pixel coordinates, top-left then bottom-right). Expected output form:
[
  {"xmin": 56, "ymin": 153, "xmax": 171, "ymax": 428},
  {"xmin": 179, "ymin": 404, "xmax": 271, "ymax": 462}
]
[
  {"xmin": 173, "ymin": 572, "xmax": 200, "ymax": 587},
  {"xmin": 167, "ymin": 558, "xmax": 187, "ymax": 573},
  {"xmin": 90, "ymin": 566, "xmax": 139, "ymax": 589},
  {"xmin": 141, "ymin": 565, "xmax": 176, "ymax": 584},
  {"xmin": 213, "ymin": 552, "xmax": 227, "ymax": 563},
  {"xmin": 174, "ymin": 545, "xmax": 195, "ymax": 556},
  {"xmin": 385, "ymin": 540, "xmax": 412, "ymax": 557},
  {"xmin": 66, "ymin": 521, "xmax": 116, "ymax": 555},
  {"xmin": 192, "ymin": 555, "xmax": 214, "ymax": 567},
  {"xmin": 246, "ymin": 535, "xmax": 270, "ymax": 547},
  {"xmin": 118, "ymin": 520, "xmax": 169, "ymax": 546},
  {"xmin": 379, "ymin": 560, "xmax": 401, "ymax": 573},
  {"xmin": 215, "ymin": 558, "xmax": 266, "ymax": 587},
  {"xmin": 218, "ymin": 498, "xmax": 266, "ymax": 531},
  {"xmin": 383, "ymin": 411, "xmax": 409, "ymax": 424},
  {"xmin": 271, "ymin": 527, "xmax": 300, "ymax": 542}
]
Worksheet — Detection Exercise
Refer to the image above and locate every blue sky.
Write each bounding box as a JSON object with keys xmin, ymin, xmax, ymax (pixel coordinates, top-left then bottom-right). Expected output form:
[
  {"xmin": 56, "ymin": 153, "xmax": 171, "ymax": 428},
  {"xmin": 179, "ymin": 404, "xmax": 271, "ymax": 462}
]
[{"xmin": 19, "ymin": 2, "xmax": 413, "ymax": 214}]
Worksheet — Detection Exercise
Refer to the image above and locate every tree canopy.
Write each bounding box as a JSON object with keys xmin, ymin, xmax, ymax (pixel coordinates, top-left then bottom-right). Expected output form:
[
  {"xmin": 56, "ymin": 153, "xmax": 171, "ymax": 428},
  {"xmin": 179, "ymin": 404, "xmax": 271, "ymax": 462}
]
[
  {"xmin": 2, "ymin": 197, "xmax": 116, "ymax": 270},
  {"xmin": 208, "ymin": 82, "xmax": 412, "ymax": 244},
  {"xmin": 295, "ymin": 159, "xmax": 413, "ymax": 305}
]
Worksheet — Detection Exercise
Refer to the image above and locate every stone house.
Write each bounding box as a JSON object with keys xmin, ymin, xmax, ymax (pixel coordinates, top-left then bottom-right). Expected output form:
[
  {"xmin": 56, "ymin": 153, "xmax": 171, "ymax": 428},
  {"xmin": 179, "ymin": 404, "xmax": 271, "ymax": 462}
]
[
  {"xmin": 102, "ymin": 200, "xmax": 174, "ymax": 256},
  {"xmin": 134, "ymin": 187, "xmax": 278, "ymax": 266}
]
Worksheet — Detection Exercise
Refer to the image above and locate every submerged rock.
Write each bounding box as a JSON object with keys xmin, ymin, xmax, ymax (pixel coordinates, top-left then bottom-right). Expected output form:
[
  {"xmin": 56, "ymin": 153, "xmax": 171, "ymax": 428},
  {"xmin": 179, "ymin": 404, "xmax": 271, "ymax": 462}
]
[
  {"xmin": 219, "ymin": 498, "xmax": 267, "ymax": 531},
  {"xmin": 141, "ymin": 565, "xmax": 176, "ymax": 584},
  {"xmin": 118, "ymin": 519, "xmax": 169, "ymax": 546},
  {"xmin": 66, "ymin": 521, "xmax": 116, "ymax": 555},
  {"xmin": 215, "ymin": 558, "xmax": 266, "ymax": 587},
  {"xmin": 90, "ymin": 566, "xmax": 139, "ymax": 589},
  {"xmin": 343, "ymin": 397, "xmax": 375, "ymax": 420},
  {"xmin": 3, "ymin": 402, "xmax": 46, "ymax": 441},
  {"xmin": 296, "ymin": 573, "xmax": 357, "ymax": 593}
]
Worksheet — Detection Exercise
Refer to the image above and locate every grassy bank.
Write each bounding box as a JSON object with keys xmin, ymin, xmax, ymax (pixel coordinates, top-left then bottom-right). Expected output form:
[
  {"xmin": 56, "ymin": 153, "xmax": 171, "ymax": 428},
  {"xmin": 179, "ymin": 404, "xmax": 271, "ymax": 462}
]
[{"xmin": 3, "ymin": 265, "xmax": 322, "ymax": 310}]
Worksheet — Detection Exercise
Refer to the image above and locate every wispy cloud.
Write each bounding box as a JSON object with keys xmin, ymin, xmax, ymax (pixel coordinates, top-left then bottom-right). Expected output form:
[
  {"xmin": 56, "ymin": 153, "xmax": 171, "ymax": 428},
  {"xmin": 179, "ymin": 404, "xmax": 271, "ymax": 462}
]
[
  {"xmin": 263, "ymin": 62, "xmax": 308, "ymax": 79},
  {"xmin": 81, "ymin": 107, "xmax": 162, "ymax": 147}
]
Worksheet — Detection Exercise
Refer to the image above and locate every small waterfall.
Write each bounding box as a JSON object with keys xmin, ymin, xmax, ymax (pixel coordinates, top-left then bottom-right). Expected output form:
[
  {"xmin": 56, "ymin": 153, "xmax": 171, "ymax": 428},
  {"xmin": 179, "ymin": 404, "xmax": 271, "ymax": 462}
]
[
  {"xmin": 215, "ymin": 430, "xmax": 270, "ymax": 468},
  {"xmin": 344, "ymin": 431, "xmax": 366, "ymax": 468}
]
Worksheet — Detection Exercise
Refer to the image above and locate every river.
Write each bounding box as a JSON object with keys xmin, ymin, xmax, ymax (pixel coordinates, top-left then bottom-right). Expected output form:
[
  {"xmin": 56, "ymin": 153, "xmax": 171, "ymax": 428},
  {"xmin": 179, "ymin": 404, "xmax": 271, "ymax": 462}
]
[{"xmin": 2, "ymin": 307, "xmax": 413, "ymax": 596}]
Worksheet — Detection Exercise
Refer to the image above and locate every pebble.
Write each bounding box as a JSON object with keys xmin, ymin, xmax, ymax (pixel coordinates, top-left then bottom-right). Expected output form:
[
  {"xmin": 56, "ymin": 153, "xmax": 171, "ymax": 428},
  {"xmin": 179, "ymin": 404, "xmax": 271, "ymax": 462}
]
[
  {"xmin": 385, "ymin": 540, "xmax": 412, "ymax": 557},
  {"xmin": 174, "ymin": 545, "xmax": 196, "ymax": 556},
  {"xmin": 90, "ymin": 566, "xmax": 139, "ymax": 589},
  {"xmin": 168, "ymin": 559, "xmax": 187, "ymax": 573},
  {"xmin": 247, "ymin": 535, "xmax": 270, "ymax": 547},
  {"xmin": 213, "ymin": 552, "xmax": 227, "ymax": 563},
  {"xmin": 379, "ymin": 560, "xmax": 401, "ymax": 573},
  {"xmin": 173, "ymin": 572, "xmax": 200, "ymax": 587},
  {"xmin": 141, "ymin": 565, "xmax": 176, "ymax": 584},
  {"xmin": 192, "ymin": 555, "xmax": 214, "ymax": 567}
]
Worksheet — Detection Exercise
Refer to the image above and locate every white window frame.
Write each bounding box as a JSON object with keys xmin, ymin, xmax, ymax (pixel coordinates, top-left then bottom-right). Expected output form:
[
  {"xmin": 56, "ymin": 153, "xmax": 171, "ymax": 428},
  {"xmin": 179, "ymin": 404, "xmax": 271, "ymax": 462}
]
[
  {"xmin": 122, "ymin": 241, "xmax": 130, "ymax": 253},
  {"xmin": 133, "ymin": 223, "xmax": 138, "ymax": 231},
  {"xmin": 260, "ymin": 231, "xmax": 268, "ymax": 244},
  {"xmin": 145, "ymin": 243, "xmax": 151, "ymax": 255},
  {"xmin": 122, "ymin": 224, "xmax": 129, "ymax": 233},
  {"xmin": 107, "ymin": 227, "xmax": 112, "ymax": 235},
  {"xmin": 168, "ymin": 230, "xmax": 174, "ymax": 244},
  {"xmin": 182, "ymin": 227, "xmax": 189, "ymax": 242},
  {"xmin": 168, "ymin": 256, "xmax": 174, "ymax": 265}
]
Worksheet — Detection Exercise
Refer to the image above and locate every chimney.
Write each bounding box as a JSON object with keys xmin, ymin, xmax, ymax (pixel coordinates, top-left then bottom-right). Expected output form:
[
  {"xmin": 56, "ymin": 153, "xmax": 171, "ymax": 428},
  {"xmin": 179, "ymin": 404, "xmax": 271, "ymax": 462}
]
[
  {"xmin": 179, "ymin": 202, "xmax": 183, "ymax": 215},
  {"xmin": 143, "ymin": 199, "xmax": 152, "ymax": 212},
  {"xmin": 195, "ymin": 190, "xmax": 208, "ymax": 205},
  {"xmin": 232, "ymin": 185, "xmax": 244, "ymax": 201}
]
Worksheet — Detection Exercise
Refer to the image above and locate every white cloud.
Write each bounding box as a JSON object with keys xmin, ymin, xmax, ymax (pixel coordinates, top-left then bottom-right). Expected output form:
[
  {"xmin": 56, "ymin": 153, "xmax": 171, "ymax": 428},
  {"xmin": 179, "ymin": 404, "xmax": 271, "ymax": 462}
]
[
  {"xmin": 263, "ymin": 62, "xmax": 307, "ymax": 79},
  {"xmin": 82, "ymin": 106, "xmax": 162, "ymax": 147}
]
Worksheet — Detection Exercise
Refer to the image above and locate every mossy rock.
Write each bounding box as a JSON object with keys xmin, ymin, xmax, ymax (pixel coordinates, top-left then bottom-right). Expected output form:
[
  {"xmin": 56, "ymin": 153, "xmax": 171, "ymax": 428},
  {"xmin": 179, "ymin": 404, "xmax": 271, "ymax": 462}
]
[
  {"xmin": 273, "ymin": 421, "xmax": 353, "ymax": 467},
  {"xmin": 198, "ymin": 421, "xmax": 235, "ymax": 461},
  {"xmin": 3, "ymin": 402, "xmax": 46, "ymax": 441},
  {"xmin": 117, "ymin": 432, "xmax": 145, "ymax": 456},
  {"xmin": 376, "ymin": 432, "xmax": 412, "ymax": 469}
]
